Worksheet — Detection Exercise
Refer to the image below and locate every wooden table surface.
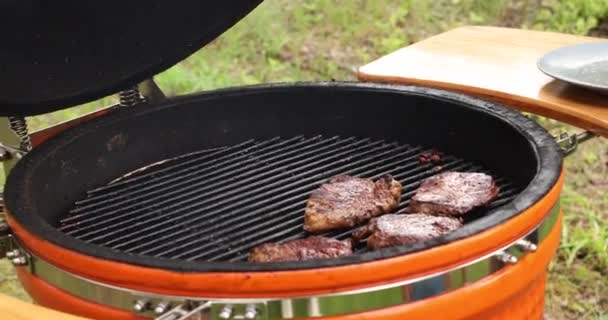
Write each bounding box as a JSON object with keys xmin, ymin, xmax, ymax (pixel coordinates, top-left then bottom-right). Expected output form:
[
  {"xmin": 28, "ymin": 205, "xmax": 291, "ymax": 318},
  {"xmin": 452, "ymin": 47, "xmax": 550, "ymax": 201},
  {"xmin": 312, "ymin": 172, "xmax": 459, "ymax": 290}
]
[
  {"xmin": 358, "ymin": 26, "xmax": 608, "ymax": 138},
  {"xmin": 0, "ymin": 293, "xmax": 89, "ymax": 320}
]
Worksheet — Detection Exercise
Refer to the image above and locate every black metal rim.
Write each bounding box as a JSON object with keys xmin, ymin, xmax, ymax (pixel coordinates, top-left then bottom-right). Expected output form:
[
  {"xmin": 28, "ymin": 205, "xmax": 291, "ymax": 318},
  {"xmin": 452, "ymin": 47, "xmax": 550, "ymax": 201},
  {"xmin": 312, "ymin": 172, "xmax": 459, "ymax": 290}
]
[{"xmin": 4, "ymin": 82, "xmax": 563, "ymax": 272}]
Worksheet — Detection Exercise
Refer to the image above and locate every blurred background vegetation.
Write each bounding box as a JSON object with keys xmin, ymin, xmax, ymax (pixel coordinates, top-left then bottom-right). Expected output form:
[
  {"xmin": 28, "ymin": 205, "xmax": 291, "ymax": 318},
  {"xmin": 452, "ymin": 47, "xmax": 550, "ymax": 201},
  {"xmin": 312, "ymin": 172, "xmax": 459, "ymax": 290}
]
[{"xmin": 1, "ymin": 0, "xmax": 607, "ymax": 319}]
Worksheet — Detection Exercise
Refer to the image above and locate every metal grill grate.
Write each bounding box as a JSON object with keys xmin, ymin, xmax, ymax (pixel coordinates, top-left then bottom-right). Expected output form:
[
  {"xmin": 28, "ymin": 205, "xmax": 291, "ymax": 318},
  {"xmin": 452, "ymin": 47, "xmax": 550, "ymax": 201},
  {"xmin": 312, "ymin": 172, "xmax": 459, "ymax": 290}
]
[{"xmin": 58, "ymin": 136, "xmax": 522, "ymax": 262}]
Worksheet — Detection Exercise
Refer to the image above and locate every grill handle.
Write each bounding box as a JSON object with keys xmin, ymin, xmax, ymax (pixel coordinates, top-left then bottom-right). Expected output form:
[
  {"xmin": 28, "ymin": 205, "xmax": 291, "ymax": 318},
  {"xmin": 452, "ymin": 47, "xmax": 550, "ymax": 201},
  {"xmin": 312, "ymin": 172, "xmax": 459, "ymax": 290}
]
[{"xmin": 155, "ymin": 301, "xmax": 212, "ymax": 320}]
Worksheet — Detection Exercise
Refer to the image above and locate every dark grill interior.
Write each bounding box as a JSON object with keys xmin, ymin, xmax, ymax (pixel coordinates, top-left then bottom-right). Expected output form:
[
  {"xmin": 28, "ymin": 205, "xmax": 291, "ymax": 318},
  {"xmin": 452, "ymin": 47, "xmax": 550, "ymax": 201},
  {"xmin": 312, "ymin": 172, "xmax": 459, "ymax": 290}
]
[{"xmin": 58, "ymin": 136, "xmax": 522, "ymax": 262}]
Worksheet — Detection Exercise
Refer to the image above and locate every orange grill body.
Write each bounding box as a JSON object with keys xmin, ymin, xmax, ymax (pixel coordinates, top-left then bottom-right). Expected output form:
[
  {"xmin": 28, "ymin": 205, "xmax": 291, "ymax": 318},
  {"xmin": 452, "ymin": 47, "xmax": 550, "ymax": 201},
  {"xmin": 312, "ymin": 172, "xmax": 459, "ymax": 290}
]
[
  {"xmin": 13, "ymin": 209, "xmax": 561, "ymax": 320},
  {"xmin": 6, "ymin": 170, "xmax": 563, "ymax": 319}
]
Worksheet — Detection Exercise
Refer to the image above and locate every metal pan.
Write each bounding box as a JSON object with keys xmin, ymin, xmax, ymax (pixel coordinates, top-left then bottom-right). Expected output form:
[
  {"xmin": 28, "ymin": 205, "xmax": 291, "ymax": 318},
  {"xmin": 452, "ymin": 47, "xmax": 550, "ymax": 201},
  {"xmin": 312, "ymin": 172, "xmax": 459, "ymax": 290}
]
[{"xmin": 537, "ymin": 41, "xmax": 608, "ymax": 94}]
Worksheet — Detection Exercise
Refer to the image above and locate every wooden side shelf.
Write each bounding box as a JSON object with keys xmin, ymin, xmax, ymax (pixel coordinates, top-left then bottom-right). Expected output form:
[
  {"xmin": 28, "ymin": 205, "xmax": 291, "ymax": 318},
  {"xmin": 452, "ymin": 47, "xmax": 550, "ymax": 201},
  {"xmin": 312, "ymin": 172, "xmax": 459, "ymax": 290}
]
[
  {"xmin": 0, "ymin": 293, "xmax": 89, "ymax": 320},
  {"xmin": 358, "ymin": 26, "xmax": 608, "ymax": 138}
]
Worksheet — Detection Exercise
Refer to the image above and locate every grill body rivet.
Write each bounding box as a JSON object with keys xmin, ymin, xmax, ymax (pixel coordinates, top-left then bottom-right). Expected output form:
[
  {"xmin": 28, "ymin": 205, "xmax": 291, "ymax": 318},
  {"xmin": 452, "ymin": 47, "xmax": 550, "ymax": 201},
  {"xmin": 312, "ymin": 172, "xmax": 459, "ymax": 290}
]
[
  {"xmin": 516, "ymin": 239, "xmax": 537, "ymax": 252},
  {"xmin": 0, "ymin": 221, "xmax": 8, "ymax": 232},
  {"xmin": 154, "ymin": 300, "xmax": 171, "ymax": 315},
  {"xmin": 0, "ymin": 147, "xmax": 10, "ymax": 161},
  {"xmin": 496, "ymin": 252, "xmax": 518, "ymax": 265},
  {"xmin": 133, "ymin": 299, "xmax": 149, "ymax": 313},
  {"xmin": 245, "ymin": 304, "xmax": 257, "ymax": 319},
  {"xmin": 11, "ymin": 256, "xmax": 27, "ymax": 266},
  {"xmin": 219, "ymin": 305, "xmax": 234, "ymax": 319},
  {"xmin": 5, "ymin": 249, "xmax": 20, "ymax": 258}
]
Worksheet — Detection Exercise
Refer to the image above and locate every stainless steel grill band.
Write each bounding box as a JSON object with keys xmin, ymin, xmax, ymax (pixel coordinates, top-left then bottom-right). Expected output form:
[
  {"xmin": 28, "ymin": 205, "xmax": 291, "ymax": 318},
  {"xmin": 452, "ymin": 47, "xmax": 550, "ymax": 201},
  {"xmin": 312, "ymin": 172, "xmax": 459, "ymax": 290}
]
[{"xmin": 11, "ymin": 201, "xmax": 560, "ymax": 320}]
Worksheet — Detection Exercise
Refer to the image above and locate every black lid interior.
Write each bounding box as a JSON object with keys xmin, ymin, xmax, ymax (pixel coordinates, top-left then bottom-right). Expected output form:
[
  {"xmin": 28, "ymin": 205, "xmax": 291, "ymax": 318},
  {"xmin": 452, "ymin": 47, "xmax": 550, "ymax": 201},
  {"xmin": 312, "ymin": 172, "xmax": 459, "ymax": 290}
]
[{"xmin": 0, "ymin": 0, "xmax": 263, "ymax": 116}]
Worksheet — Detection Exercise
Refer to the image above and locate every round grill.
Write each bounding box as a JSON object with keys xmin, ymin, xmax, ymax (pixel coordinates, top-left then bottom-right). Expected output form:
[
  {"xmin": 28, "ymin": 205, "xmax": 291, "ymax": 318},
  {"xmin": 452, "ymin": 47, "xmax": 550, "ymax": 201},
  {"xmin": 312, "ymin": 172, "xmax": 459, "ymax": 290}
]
[{"xmin": 5, "ymin": 83, "xmax": 561, "ymax": 275}]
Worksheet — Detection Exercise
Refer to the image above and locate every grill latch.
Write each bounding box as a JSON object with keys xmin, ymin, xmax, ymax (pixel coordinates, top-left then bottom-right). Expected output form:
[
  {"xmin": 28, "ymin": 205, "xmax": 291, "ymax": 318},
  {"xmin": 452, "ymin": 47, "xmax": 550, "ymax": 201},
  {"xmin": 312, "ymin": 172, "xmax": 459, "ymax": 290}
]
[{"xmin": 554, "ymin": 130, "xmax": 596, "ymax": 156}]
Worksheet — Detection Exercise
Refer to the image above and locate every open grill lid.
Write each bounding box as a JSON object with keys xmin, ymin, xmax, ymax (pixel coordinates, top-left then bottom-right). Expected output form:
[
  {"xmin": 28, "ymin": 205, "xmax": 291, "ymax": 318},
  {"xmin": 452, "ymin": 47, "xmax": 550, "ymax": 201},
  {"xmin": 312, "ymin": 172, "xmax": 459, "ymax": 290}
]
[{"xmin": 0, "ymin": 0, "xmax": 263, "ymax": 116}]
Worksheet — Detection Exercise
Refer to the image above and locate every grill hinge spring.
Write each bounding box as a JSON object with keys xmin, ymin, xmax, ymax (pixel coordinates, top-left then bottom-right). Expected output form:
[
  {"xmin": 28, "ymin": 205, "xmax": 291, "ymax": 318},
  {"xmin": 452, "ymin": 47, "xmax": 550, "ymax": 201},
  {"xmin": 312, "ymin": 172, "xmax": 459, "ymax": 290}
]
[
  {"xmin": 119, "ymin": 86, "xmax": 145, "ymax": 107},
  {"xmin": 119, "ymin": 79, "xmax": 165, "ymax": 107},
  {"xmin": 7, "ymin": 116, "xmax": 32, "ymax": 153}
]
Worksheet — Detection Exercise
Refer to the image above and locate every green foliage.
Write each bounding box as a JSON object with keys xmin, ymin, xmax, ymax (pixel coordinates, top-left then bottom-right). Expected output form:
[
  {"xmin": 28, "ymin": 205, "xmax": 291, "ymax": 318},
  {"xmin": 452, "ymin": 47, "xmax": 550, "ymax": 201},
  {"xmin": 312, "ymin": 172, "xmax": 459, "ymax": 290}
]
[
  {"xmin": 560, "ymin": 185, "xmax": 608, "ymax": 270},
  {"xmin": 0, "ymin": 260, "xmax": 29, "ymax": 302},
  {"xmin": 534, "ymin": 0, "xmax": 608, "ymax": 35},
  {"xmin": 409, "ymin": 0, "xmax": 508, "ymax": 34},
  {"xmin": 545, "ymin": 136, "xmax": 608, "ymax": 319}
]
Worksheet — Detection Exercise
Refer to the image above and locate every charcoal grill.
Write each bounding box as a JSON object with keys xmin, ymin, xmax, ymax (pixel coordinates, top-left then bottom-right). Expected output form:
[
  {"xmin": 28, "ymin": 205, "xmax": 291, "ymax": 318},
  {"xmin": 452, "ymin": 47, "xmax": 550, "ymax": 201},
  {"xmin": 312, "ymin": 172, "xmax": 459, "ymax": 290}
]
[
  {"xmin": 3, "ymin": 83, "xmax": 564, "ymax": 319},
  {"xmin": 0, "ymin": 2, "xmax": 606, "ymax": 320}
]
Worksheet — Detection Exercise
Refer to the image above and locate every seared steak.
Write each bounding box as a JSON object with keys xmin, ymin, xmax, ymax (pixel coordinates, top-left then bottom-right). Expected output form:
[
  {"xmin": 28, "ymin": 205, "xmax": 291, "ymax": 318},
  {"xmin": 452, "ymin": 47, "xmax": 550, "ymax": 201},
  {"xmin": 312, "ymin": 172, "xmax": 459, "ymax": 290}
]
[
  {"xmin": 418, "ymin": 149, "xmax": 441, "ymax": 164},
  {"xmin": 353, "ymin": 213, "xmax": 462, "ymax": 250},
  {"xmin": 304, "ymin": 175, "xmax": 402, "ymax": 233},
  {"xmin": 409, "ymin": 172, "xmax": 498, "ymax": 217},
  {"xmin": 248, "ymin": 236, "xmax": 353, "ymax": 263}
]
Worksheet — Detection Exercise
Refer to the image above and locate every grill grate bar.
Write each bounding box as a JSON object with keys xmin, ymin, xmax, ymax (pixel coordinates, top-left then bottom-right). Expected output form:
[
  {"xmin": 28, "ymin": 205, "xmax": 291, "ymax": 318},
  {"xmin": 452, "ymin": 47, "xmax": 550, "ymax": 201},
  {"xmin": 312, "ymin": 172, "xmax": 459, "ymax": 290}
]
[
  {"xmin": 62, "ymin": 136, "xmax": 525, "ymax": 263},
  {"xmin": 61, "ymin": 136, "xmax": 340, "ymax": 230},
  {"xmin": 220, "ymin": 168, "xmax": 519, "ymax": 262},
  {"xmin": 66, "ymin": 136, "xmax": 310, "ymax": 218},
  {"xmin": 130, "ymin": 148, "xmax": 433, "ymax": 257},
  {"xmin": 210, "ymin": 161, "xmax": 473, "ymax": 261},
  {"xmin": 224, "ymin": 184, "xmax": 520, "ymax": 262},
  {"xmin": 104, "ymin": 141, "xmax": 420, "ymax": 251},
  {"xmin": 81, "ymin": 138, "xmax": 260, "ymax": 199},
  {"xmin": 61, "ymin": 136, "xmax": 360, "ymax": 232},
  {"xmin": 194, "ymin": 159, "xmax": 472, "ymax": 262},
  {"xmin": 74, "ymin": 138, "xmax": 399, "ymax": 243},
  {"xmin": 164, "ymin": 154, "xmax": 458, "ymax": 260}
]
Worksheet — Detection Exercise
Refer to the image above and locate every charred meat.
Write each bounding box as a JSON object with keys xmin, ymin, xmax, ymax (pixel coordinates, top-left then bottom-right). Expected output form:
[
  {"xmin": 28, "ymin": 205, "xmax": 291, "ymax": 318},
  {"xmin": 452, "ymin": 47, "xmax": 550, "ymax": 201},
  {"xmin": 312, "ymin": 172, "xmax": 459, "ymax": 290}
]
[
  {"xmin": 409, "ymin": 172, "xmax": 498, "ymax": 217},
  {"xmin": 418, "ymin": 149, "xmax": 441, "ymax": 164},
  {"xmin": 353, "ymin": 213, "xmax": 462, "ymax": 250},
  {"xmin": 304, "ymin": 175, "xmax": 402, "ymax": 233},
  {"xmin": 248, "ymin": 236, "xmax": 353, "ymax": 263}
]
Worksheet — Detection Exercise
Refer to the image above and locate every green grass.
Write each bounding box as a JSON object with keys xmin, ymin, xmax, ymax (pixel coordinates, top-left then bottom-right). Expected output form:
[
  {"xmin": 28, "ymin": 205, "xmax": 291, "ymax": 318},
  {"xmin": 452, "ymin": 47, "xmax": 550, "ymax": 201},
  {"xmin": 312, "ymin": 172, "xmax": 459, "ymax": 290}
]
[
  {"xmin": 533, "ymin": 0, "xmax": 608, "ymax": 34},
  {"xmin": 2, "ymin": 1, "xmax": 607, "ymax": 319},
  {"xmin": 545, "ymin": 137, "xmax": 608, "ymax": 320}
]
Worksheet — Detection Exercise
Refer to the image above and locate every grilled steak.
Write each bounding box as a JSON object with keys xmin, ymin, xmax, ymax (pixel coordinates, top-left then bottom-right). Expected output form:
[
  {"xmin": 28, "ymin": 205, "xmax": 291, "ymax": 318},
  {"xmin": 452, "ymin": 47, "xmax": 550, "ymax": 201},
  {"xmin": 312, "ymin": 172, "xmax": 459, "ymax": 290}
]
[
  {"xmin": 409, "ymin": 172, "xmax": 498, "ymax": 217},
  {"xmin": 248, "ymin": 236, "xmax": 353, "ymax": 263},
  {"xmin": 304, "ymin": 175, "xmax": 402, "ymax": 233},
  {"xmin": 353, "ymin": 213, "xmax": 462, "ymax": 250},
  {"xmin": 418, "ymin": 149, "xmax": 441, "ymax": 164}
]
